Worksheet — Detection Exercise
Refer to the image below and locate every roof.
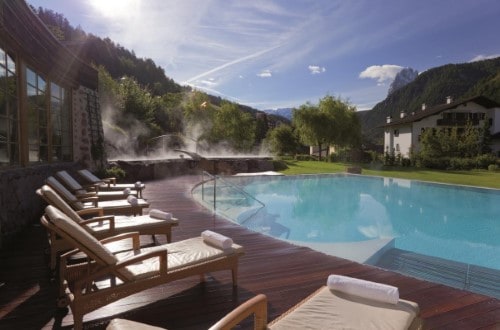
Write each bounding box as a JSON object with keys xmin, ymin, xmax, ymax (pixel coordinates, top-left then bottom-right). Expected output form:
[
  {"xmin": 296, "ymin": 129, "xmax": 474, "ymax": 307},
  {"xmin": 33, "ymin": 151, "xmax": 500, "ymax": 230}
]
[{"xmin": 384, "ymin": 96, "xmax": 500, "ymax": 127}]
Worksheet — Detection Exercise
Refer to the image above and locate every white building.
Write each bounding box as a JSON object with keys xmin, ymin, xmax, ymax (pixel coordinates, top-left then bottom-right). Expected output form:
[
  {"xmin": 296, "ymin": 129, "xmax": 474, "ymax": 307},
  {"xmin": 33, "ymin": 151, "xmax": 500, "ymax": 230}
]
[{"xmin": 384, "ymin": 96, "xmax": 500, "ymax": 157}]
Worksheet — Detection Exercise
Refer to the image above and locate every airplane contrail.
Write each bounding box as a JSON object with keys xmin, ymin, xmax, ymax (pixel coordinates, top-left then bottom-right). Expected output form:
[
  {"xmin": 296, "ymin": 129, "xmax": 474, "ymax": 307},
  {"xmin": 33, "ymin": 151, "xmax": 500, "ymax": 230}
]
[{"xmin": 184, "ymin": 44, "xmax": 282, "ymax": 84}]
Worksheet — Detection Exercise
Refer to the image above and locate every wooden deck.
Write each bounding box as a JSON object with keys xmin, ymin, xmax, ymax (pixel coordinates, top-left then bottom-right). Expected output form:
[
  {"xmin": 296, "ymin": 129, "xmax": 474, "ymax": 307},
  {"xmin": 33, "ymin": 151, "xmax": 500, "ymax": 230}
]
[{"xmin": 1, "ymin": 175, "xmax": 499, "ymax": 329}]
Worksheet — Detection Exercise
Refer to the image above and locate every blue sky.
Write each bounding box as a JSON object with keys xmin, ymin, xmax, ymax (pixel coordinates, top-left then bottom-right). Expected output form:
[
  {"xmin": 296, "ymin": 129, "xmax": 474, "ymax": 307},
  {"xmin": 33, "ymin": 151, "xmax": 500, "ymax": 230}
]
[{"xmin": 28, "ymin": 0, "xmax": 500, "ymax": 111}]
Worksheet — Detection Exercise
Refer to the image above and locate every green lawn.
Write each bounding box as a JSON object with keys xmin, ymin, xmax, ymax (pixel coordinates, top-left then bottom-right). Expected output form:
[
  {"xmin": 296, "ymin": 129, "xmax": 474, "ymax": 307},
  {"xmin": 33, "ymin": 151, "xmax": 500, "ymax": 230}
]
[{"xmin": 278, "ymin": 160, "xmax": 500, "ymax": 189}]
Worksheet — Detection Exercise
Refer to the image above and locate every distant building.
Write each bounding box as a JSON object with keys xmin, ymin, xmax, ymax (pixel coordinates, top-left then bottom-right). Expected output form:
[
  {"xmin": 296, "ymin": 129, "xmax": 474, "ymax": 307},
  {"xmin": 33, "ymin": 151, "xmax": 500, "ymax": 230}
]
[
  {"xmin": 0, "ymin": 1, "xmax": 103, "ymax": 241},
  {"xmin": 384, "ymin": 96, "xmax": 500, "ymax": 157}
]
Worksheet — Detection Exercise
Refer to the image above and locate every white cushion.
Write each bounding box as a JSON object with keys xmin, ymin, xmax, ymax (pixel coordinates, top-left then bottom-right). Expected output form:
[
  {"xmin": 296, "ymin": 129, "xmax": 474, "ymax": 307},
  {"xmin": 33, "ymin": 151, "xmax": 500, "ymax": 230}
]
[
  {"xmin": 41, "ymin": 185, "xmax": 83, "ymax": 223},
  {"xmin": 269, "ymin": 286, "xmax": 420, "ymax": 330},
  {"xmin": 114, "ymin": 237, "xmax": 242, "ymax": 281},
  {"xmin": 45, "ymin": 205, "xmax": 117, "ymax": 266}
]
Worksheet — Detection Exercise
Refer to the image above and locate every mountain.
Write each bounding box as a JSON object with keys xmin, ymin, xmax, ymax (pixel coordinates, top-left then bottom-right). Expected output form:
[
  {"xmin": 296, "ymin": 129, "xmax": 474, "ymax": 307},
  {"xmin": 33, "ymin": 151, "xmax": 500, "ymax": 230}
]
[
  {"xmin": 358, "ymin": 57, "xmax": 500, "ymax": 145},
  {"xmin": 263, "ymin": 108, "xmax": 294, "ymax": 121},
  {"xmin": 387, "ymin": 68, "xmax": 418, "ymax": 95}
]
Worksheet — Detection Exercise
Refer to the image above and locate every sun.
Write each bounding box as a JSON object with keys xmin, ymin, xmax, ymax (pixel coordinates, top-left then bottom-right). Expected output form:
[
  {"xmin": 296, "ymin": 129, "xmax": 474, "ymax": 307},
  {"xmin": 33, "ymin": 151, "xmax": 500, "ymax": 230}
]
[{"xmin": 88, "ymin": 0, "xmax": 138, "ymax": 19}]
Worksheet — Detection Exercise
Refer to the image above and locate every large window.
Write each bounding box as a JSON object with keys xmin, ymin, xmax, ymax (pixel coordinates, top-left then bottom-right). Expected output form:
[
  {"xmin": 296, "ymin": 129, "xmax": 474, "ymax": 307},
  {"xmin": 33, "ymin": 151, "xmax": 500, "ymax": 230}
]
[
  {"xmin": 50, "ymin": 82, "xmax": 72, "ymax": 161},
  {"xmin": 0, "ymin": 47, "xmax": 18, "ymax": 166},
  {"xmin": 27, "ymin": 67, "xmax": 47, "ymax": 162},
  {"xmin": 27, "ymin": 68, "xmax": 72, "ymax": 163}
]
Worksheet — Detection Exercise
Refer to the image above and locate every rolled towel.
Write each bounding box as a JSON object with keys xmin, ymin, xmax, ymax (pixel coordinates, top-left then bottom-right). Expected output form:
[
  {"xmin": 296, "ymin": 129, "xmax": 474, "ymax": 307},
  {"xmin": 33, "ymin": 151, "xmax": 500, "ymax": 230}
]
[
  {"xmin": 327, "ymin": 274, "xmax": 399, "ymax": 305},
  {"xmin": 123, "ymin": 188, "xmax": 131, "ymax": 195},
  {"xmin": 127, "ymin": 195, "xmax": 138, "ymax": 206},
  {"xmin": 135, "ymin": 181, "xmax": 143, "ymax": 189},
  {"xmin": 149, "ymin": 209, "xmax": 172, "ymax": 220},
  {"xmin": 201, "ymin": 230, "xmax": 233, "ymax": 250}
]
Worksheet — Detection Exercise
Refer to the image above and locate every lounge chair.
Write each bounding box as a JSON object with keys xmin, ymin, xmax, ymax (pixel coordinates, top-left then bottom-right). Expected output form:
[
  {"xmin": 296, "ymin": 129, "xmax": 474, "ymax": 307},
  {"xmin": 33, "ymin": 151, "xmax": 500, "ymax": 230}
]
[
  {"xmin": 77, "ymin": 169, "xmax": 146, "ymax": 198},
  {"xmin": 56, "ymin": 170, "xmax": 141, "ymax": 201},
  {"xmin": 108, "ymin": 276, "xmax": 422, "ymax": 330},
  {"xmin": 41, "ymin": 205, "xmax": 244, "ymax": 330},
  {"xmin": 46, "ymin": 176, "xmax": 150, "ymax": 216},
  {"xmin": 37, "ymin": 184, "xmax": 179, "ymax": 271}
]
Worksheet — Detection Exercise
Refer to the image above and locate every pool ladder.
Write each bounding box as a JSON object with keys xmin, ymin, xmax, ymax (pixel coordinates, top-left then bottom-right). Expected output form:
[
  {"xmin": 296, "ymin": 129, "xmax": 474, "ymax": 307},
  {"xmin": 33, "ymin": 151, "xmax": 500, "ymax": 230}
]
[{"xmin": 200, "ymin": 171, "xmax": 265, "ymax": 222}]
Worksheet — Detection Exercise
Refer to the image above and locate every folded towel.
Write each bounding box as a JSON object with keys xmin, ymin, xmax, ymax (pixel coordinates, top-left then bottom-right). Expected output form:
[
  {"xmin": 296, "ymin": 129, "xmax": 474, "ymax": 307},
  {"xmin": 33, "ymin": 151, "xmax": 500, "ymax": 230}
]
[
  {"xmin": 201, "ymin": 230, "xmax": 233, "ymax": 250},
  {"xmin": 127, "ymin": 195, "xmax": 138, "ymax": 205},
  {"xmin": 123, "ymin": 188, "xmax": 131, "ymax": 195},
  {"xmin": 135, "ymin": 181, "xmax": 143, "ymax": 188},
  {"xmin": 149, "ymin": 209, "xmax": 172, "ymax": 220},
  {"xmin": 327, "ymin": 274, "xmax": 399, "ymax": 305}
]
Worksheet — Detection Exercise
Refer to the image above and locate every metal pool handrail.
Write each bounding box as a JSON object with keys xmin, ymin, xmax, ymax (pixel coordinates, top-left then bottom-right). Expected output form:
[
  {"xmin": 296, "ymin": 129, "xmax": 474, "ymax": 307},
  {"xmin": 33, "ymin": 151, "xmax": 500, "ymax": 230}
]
[{"xmin": 201, "ymin": 171, "xmax": 265, "ymax": 219}]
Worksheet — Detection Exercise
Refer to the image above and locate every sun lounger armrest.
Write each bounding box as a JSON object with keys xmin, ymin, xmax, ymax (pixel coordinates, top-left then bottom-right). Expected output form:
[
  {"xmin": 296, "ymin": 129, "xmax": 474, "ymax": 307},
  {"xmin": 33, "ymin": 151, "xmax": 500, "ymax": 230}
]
[
  {"xmin": 80, "ymin": 216, "xmax": 115, "ymax": 230},
  {"xmin": 61, "ymin": 247, "xmax": 85, "ymax": 259},
  {"xmin": 115, "ymin": 249, "xmax": 168, "ymax": 274},
  {"xmin": 81, "ymin": 183, "xmax": 98, "ymax": 192},
  {"xmin": 103, "ymin": 177, "xmax": 116, "ymax": 187},
  {"xmin": 77, "ymin": 207, "xmax": 104, "ymax": 217},
  {"xmin": 79, "ymin": 196, "xmax": 98, "ymax": 206},
  {"xmin": 100, "ymin": 232, "xmax": 141, "ymax": 249},
  {"xmin": 76, "ymin": 191, "xmax": 97, "ymax": 198},
  {"xmin": 209, "ymin": 294, "xmax": 268, "ymax": 330},
  {"xmin": 73, "ymin": 249, "xmax": 169, "ymax": 292}
]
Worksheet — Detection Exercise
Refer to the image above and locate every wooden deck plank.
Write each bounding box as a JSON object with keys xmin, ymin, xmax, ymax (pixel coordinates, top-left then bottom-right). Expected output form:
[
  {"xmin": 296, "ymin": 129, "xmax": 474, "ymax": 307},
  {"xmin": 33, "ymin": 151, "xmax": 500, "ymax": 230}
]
[{"xmin": 0, "ymin": 174, "xmax": 498, "ymax": 329}]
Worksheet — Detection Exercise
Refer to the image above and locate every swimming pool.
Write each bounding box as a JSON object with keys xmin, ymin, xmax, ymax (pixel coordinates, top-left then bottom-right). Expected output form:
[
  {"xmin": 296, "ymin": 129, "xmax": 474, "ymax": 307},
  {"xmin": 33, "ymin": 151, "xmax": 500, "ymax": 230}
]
[{"xmin": 194, "ymin": 174, "xmax": 500, "ymax": 271}]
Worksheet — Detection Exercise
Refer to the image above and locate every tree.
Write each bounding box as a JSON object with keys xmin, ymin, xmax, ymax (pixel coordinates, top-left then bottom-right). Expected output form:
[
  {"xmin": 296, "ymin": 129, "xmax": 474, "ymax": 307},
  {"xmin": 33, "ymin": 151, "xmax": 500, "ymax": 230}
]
[
  {"xmin": 210, "ymin": 101, "xmax": 256, "ymax": 152},
  {"xmin": 266, "ymin": 124, "xmax": 299, "ymax": 155},
  {"xmin": 293, "ymin": 96, "xmax": 361, "ymax": 160},
  {"xmin": 318, "ymin": 95, "xmax": 361, "ymax": 149},
  {"xmin": 293, "ymin": 102, "xmax": 329, "ymax": 160}
]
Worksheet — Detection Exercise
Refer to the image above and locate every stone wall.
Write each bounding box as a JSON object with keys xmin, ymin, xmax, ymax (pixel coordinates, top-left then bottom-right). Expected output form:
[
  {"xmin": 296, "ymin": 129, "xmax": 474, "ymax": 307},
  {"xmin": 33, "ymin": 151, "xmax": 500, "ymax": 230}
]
[
  {"xmin": 111, "ymin": 157, "xmax": 275, "ymax": 180},
  {"xmin": 0, "ymin": 163, "xmax": 78, "ymax": 246}
]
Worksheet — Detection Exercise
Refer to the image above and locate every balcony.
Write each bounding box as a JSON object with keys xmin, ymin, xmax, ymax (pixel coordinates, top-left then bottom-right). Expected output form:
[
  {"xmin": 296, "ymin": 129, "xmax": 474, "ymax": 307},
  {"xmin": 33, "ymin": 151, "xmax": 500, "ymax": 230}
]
[{"xmin": 436, "ymin": 118, "xmax": 479, "ymax": 126}]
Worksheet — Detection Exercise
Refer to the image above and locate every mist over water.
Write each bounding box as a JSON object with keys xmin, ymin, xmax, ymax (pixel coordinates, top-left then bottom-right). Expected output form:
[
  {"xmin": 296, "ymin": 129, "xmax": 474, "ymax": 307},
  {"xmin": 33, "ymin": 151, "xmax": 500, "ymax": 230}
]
[{"xmin": 102, "ymin": 103, "xmax": 271, "ymax": 161}]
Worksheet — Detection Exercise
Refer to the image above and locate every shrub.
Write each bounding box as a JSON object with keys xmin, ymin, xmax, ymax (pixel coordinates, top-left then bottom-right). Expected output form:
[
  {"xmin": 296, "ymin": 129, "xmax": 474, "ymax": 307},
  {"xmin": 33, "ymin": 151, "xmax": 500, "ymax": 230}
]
[
  {"xmin": 449, "ymin": 157, "xmax": 475, "ymax": 170},
  {"xmin": 401, "ymin": 158, "xmax": 411, "ymax": 167},
  {"xmin": 488, "ymin": 164, "xmax": 498, "ymax": 172},
  {"xmin": 295, "ymin": 154, "xmax": 314, "ymax": 161},
  {"xmin": 419, "ymin": 156, "xmax": 450, "ymax": 170},
  {"xmin": 475, "ymin": 154, "xmax": 498, "ymax": 169},
  {"xmin": 272, "ymin": 160, "xmax": 288, "ymax": 171},
  {"xmin": 103, "ymin": 166, "xmax": 126, "ymax": 180},
  {"xmin": 369, "ymin": 151, "xmax": 380, "ymax": 164},
  {"xmin": 384, "ymin": 152, "xmax": 395, "ymax": 166}
]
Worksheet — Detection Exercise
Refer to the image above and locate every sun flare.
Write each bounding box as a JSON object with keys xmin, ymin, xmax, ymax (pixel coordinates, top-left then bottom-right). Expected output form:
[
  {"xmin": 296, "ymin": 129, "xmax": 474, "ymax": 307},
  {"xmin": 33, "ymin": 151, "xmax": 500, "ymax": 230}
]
[{"xmin": 88, "ymin": 0, "xmax": 138, "ymax": 18}]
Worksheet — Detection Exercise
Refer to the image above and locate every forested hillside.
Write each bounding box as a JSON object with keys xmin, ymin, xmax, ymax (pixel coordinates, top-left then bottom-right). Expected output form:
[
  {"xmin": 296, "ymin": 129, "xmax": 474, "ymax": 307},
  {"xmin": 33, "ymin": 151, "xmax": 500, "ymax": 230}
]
[
  {"xmin": 34, "ymin": 7, "xmax": 183, "ymax": 96},
  {"xmin": 359, "ymin": 57, "xmax": 500, "ymax": 144}
]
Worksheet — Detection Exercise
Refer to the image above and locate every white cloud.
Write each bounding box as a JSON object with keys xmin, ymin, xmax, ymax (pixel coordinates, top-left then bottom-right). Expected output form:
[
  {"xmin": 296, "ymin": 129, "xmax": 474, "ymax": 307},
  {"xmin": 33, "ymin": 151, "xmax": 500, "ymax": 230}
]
[
  {"xmin": 257, "ymin": 69, "xmax": 272, "ymax": 78},
  {"xmin": 198, "ymin": 78, "xmax": 217, "ymax": 87},
  {"xmin": 308, "ymin": 65, "xmax": 326, "ymax": 74},
  {"xmin": 469, "ymin": 54, "xmax": 500, "ymax": 62},
  {"xmin": 359, "ymin": 65, "xmax": 404, "ymax": 84}
]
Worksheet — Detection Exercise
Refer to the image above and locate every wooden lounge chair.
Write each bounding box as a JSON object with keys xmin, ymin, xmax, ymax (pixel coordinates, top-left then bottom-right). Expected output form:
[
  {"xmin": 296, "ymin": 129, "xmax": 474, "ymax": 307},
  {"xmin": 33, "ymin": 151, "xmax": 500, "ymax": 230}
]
[
  {"xmin": 77, "ymin": 169, "xmax": 146, "ymax": 198},
  {"xmin": 37, "ymin": 184, "xmax": 179, "ymax": 271},
  {"xmin": 41, "ymin": 205, "xmax": 244, "ymax": 330},
  {"xmin": 46, "ymin": 176, "xmax": 149, "ymax": 216},
  {"xmin": 56, "ymin": 170, "xmax": 141, "ymax": 201},
  {"xmin": 108, "ymin": 277, "xmax": 422, "ymax": 330}
]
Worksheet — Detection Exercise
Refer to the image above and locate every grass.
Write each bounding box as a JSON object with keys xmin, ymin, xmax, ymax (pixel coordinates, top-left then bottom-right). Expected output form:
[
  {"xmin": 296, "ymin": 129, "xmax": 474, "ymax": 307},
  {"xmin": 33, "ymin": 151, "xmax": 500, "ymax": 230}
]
[{"xmin": 278, "ymin": 160, "xmax": 500, "ymax": 189}]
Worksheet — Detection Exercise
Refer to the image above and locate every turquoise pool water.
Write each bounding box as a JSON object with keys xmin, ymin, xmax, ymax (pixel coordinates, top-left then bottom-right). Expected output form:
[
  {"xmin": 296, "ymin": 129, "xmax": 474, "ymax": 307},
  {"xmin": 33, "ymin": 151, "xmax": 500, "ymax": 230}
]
[{"xmin": 199, "ymin": 174, "xmax": 500, "ymax": 271}]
